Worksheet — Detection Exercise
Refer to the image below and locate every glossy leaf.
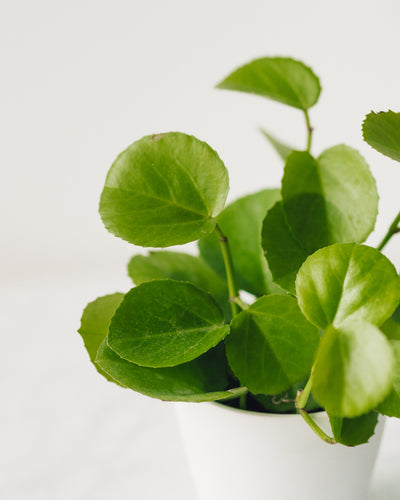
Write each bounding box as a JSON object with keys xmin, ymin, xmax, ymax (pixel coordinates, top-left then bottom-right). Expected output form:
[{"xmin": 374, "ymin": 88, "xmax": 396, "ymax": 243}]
[
  {"xmin": 107, "ymin": 280, "xmax": 229, "ymax": 368},
  {"xmin": 96, "ymin": 341, "xmax": 246, "ymax": 402},
  {"xmin": 225, "ymin": 294, "xmax": 319, "ymax": 395},
  {"xmin": 363, "ymin": 111, "xmax": 400, "ymax": 162},
  {"xmin": 127, "ymin": 251, "xmax": 231, "ymax": 320},
  {"xmin": 281, "ymin": 147, "xmax": 378, "ymax": 252},
  {"xmin": 199, "ymin": 189, "xmax": 281, "ymax": 296},
  {"xmin": 216, "ymin": 57, "xmax": 321, "ymax": 110},
  {"xmin": 378, "ymin": 308, "xmax": 400, "ymax": 417},
  {"xmin": 261, "ymin": 201, "xmax": 309, "ymax": 294},
  {"xmin": 78, "ymin": 293, "xmax": 124, "ymax": 384},
  {"xmin": 329, "ymin": 411, "xmax": 379, "ymax": 447},
  {"xmin": 312, "ymin": 322, "xmax": 394, "ymax": 417},
  {"xmin": 259, "ymin": 128, "xmax": 293, "ymax": 161},
  {"xmin": 296, "ymin": 243, "xmax": 400, "ymax": 330},
  {"xmin": 99, "ymin": 132, "xmax": 229, "ymax": 247}
]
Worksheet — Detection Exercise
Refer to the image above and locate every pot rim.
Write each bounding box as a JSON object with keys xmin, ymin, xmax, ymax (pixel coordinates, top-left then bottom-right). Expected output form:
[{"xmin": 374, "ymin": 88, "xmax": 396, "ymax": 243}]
[{"xmin": 203, "ymin": 400, "xmax": 326, "ymax": 418}]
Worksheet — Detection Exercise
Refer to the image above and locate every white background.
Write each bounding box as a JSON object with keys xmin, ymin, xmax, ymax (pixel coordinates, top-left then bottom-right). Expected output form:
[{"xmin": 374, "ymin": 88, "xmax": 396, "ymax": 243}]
[{"xmin": 2, "ymin": 1, "xmax": 400, "ymax": 498}]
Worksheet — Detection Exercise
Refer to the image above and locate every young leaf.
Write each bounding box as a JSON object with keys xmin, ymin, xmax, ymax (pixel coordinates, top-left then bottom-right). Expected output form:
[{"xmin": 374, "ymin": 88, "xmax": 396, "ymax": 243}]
[
  {"xmin": 225, "ymin": 294, "xmax": 319, "ymax": 395},
  {"xmin": 96, "ymin": 341, "xmax": 245, "ymax": 402},
  {"xmin": 261, "ymin": 201, "xmax": 309, "ymax": 294},
  {"xmin": 312, "ymin": 322, "xmax": 394, "ymax": 417},
  {"xmin": 259, "ymin": 128, "xmax": 294, "ymax": 162},
  {"xmin": 107, "ymin": 280, "xmax": 229, "ymax": 368},
  {"xmin": 78, "ymin": 293, "xmax": 124, "ymax": 384},
  {"xmin": 378, "ymin": 309, "xmax": 400, "ymax": 417},
  {"xmin": 281, "ymin": 147, "xmax": 378, "ymax": 252},
  {"xmin": 329, "ymin": 411, "xmax": 379, "ymax": 447},
  {"xmin": 363, "ymin": 111, "xmax": 400, "ymax": 162},
  {"xmin": 127, "ymin": 251, "xmax": 231, "ymax": 320},
  {"xmin": 296, "ymin": 243, "xmax": 400, "ymax": 330},
  {"xmin": 216, "ymin": 57, "xmax": 321, "ymax": 110},
  {"xmin": 198, "ymin": 189, "xmax": 281, "ymax": 296},
  {"xmin": 99, "ymin": 132, "xmax": 229, "ymax": 247}
]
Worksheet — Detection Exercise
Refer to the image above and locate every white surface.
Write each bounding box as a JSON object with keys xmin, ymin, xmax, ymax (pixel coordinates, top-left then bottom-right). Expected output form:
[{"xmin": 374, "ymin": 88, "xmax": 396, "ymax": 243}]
[
  {"xmin": 177, "ymin": 403, "xmax": 383, "ymax": 500},
  {"xmin": 3, "ymin": 1, "xmax": 400, "ymax": 498}
]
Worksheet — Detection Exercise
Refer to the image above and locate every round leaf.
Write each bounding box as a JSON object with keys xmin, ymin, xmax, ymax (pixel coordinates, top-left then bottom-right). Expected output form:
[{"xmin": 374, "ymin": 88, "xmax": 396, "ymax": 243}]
[
  {"xmin": 329, "ymin": 411, "xmax": 379, "ymax": 447},
  {"xmin": 99, "ymin": 132, "xmax": 229, "ymax": 247},
  {"xmin": 225, "ymin": 294, "xmax": 320, "ymax": 395},
  {"xmin": 199, "ymin": 189, "xmax": 281, "ymax": 296},
  {"xmin": 107, "ymin": 280, "xmax": 230, "ymax": 368},
  {"xmin": 296, "ymin": 243, "xmax": 400, "ymax": 330},
  {"xmin": 128, "ymin": 251, "xmax": 231, "ymax": 320},
  {"xmin": 363, "ymin": 111, "xmax": 400, "ymax": 162},
  {"xmin": 261, "ymin": 201, "xmax": 309, "ymax": 294},
  {"xmin": 281, "ymin": 147, "xmax": 378, "ymax": 252},
  {"xmin": 216, "ymin": 57, "xmax": 321, "ymax": 110},
  {"xmin": 312, "ymin": 322, "xmax": 394, "ymax": 417},
  {"xmin": 78, "ymin": 293, "xmax": 124, "ymax": 384},
  {"xmin": 96, "ymin": 341, "xmax": 246, "ymax": 402}
]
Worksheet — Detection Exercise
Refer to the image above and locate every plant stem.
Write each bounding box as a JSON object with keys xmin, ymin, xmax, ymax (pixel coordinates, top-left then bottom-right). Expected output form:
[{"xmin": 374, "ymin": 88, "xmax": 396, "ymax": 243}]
[
  {"xmin": 295, "ymin": 375, "xmax": 336, "ymax": 445},
  {"xmin": 215, "ymin": 223, "xmax": 240, "ymax": 317},
  {"xmin": 304, "ymin": 110, "xmax": 313, "ymax": 153},
  {"xmin": 377, "ymin": 209, "xmax": 400, "ymax": 251},
  {"xmin": 298, "ymin": 409, "xmax": 336, "ymax": 445},
  {"xmin": 239, "ymin": 391, "xmax": 248, "ymax": 410}
]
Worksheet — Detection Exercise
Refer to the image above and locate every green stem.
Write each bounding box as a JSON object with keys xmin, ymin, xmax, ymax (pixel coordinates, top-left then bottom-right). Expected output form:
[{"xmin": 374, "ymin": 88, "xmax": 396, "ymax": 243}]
[
  {"xmin": 295, "ymin": 375, "xmax": 336, "ymax": 445},
  {"xmin": 215, "ymin": 223, "xmax": 240, "ymax": 317},
  {"xmin": 304, "ymin": 110, "xmax": 313, "ymax": 153},
  {"xmin": 239, "ymin": 390, "xmax": 248, "ymax": 410},
  {"xmin": 377, "ymin": 210, "xmax": 400, "ymax": 251},
  {"xmin": 298, "ymin": 409, "xmax": 336, "ymax": 445}
]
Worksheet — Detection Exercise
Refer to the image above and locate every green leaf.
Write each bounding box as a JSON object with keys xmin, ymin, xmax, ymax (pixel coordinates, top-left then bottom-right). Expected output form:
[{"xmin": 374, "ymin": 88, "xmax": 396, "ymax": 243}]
[
  {"xmin": 378, "ymin": 309, "xmax": 400, "ymax": 417},
  {"xmin": 261, "ymin": 201, "xmax": 309, "ymax": 294},
  {"xmin": 99, "ymin": 132, "xmax": 229, "ymax": 247},
  {"xmin": 312, "ymin": 321, "xmax": 394, "ymax": 417},
  {"xmin": 259, "ymin": 129, "xmax": 294, "ymax": 162},
  {"xmin": 363, "ymin": 111, "xmax": 400, "ymax": 162},
  {"xmin": 127, "ymin": 251, "xmax": 231, "ymax": 320},
  {"xmin": 296, "ymin": 243, "xmax": 400, "ymax": 330},
  {"xmin": 107, "ymin": 280, "xmax": 229, "ymax": 368},
  {"xmin": 216, "ymin": 57, "xmax": 321, "ymax": 110},
  {"xmin": 78, "ymin": 293, "xmax": 124, "ymax": 384},
  {"xmin": 281, "ymin": 147, "xmax": 378, "ymax": 252},
  {"xmin": 96, "ymin": 341, "xmax": 245, "ymax": 402},
  {"xmin": 199, "ymin": 189, "xmax": 281, "ymax": 296},
  {"xmin": 329, "ymin": 411, "xmax": 379, "ymax": 447},
  {"xmin": 225, "ymin": 294, "xmax": 319, "ymax": 395}
]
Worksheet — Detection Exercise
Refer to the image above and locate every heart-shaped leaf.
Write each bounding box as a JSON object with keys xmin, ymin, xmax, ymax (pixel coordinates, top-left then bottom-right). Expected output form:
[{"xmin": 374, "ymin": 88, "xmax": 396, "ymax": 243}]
[
  {"xmin": 312, "ymin": 321, "xmax": 394, "ymax": 417},
  {"xmin": 128, "ymin": 251, "xmax": 231, "ymax": 320},
  {"xmin": 363, "ymin": 111, "xmax": 400, "ymax": 162},
  {"xmin": 296, "ymin": 243, "xmax": 400, "ymax": 330},
  {"xmin": 329, "ymin": 411, "xmax": 379, "ymax": 447},
  {"xmin": 261, "ymin": 201, "xmax": 309, "ymax": 294},
  {"xmin": 99, "ymin": 132, "xmax": 229, "ymax": 247},
  {"xmin": 107, "ymin": 280, "xmax": 229, "ymax": 368},
  {"xmin": 216, "ymin": 57, "xmax": 321, "ymax": 110},
  {"xmin": 78, "ymin": 293, "xmax": 124, "ymax": 384},
  {"xmin": 225, "ymin": 294, "xmax": 319, "ymax": 395},
  {"xmin": 199, "ymin": 189, "xmax": 281, "ymax": 296},
  {"xmin": 281, "ymin": 147, "xmax": 378, "ymax": 252},
  {"xmin": 96, "ymin": 341, "xmax": 246, "ymax": 402}
]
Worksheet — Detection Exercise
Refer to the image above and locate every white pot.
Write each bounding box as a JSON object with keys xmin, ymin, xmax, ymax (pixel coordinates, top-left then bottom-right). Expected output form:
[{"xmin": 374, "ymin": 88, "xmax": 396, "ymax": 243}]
[{"xmin": 175, "ymin": 402, "xmax": 384, "ymax": 500}]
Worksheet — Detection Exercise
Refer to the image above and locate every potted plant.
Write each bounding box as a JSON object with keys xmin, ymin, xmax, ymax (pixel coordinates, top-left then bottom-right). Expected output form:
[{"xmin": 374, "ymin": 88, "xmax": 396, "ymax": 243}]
[{"xmin": 78, "ymin": 57, "xmax": 400, "ymax": 500}]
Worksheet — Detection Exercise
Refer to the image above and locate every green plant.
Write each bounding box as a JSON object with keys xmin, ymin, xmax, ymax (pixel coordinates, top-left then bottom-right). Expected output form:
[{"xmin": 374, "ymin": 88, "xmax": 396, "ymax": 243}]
[{"xmin": 79, "ymin": 57, "xmax": 400, "ymax": 446}]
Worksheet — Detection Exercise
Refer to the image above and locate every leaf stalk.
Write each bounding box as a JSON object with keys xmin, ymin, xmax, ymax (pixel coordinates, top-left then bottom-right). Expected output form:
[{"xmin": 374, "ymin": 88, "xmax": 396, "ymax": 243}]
[
  {"xmin": 304, "ymin": 110, "xmax": 313, "ymax": 153},
  {"xmin": 377, "ymin": 210, "xmax": 400, "ymax": 251}
]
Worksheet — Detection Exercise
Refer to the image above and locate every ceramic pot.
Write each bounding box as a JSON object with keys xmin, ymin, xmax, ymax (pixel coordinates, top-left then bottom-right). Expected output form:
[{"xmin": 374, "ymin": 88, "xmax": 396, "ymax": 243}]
[{"xmin": 175, "ymin": 402, "xmax": 384, "ymax": 500}]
